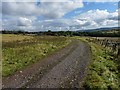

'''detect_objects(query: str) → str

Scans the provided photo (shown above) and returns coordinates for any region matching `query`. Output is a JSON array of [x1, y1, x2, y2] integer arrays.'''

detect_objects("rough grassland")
[[2, 35, 120, 89], [2, 34, 33, 42], [2, 34, 71, 77], [84, 43, 119, 89], [76, 37, 120, 89]]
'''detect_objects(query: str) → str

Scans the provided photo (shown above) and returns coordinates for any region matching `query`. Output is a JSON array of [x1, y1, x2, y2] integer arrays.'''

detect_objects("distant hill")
[[77, 27, 120, 32]]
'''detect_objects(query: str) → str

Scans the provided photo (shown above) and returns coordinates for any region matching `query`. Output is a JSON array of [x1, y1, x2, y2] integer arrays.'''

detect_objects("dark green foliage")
[[2, 28, 120, 37]]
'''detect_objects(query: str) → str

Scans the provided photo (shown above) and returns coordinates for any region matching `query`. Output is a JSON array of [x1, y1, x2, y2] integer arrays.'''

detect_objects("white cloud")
[[108, 10, 118, 20], [73, 9, 118, 30], [102, 20, 118, 26], [75, 9, 109, 21], [2, 1, 118, 31], [17, 17, 32, 26], [2, 16, 36, 31], [2, 0, 83, 19], [2, 8, 118, 31]]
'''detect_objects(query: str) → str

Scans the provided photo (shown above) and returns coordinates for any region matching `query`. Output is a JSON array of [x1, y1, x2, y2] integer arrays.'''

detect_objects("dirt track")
[[2, 40, 91, 88]]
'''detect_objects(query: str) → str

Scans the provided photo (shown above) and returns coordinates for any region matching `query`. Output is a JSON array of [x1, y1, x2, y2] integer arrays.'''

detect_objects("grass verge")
[[74, 37, 120, 89], [84, 42, 120, 89]]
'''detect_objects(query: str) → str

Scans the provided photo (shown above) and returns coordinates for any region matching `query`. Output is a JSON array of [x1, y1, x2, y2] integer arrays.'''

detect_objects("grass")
[[2, 35, 120, 89], [76, 37, 120, 89], [2, 34, 33, 42], [71, 37, 120, 89], [2, 34, 71, 77], [84, 43, 119, 89]]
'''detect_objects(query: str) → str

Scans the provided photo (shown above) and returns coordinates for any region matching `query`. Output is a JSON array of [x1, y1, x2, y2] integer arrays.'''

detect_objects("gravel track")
[[2, 40, 91, 89]]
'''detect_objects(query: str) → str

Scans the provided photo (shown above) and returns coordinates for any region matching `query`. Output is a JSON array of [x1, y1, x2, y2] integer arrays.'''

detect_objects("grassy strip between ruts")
[[2, 35, 71, 77], [74, 37, 120, 89]]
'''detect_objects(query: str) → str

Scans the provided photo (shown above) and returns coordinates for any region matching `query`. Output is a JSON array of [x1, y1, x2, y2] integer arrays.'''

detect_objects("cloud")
[[2, 2, 39, 16], [2, 8, 118, 31], [73, 9, 118, 29], [17, 17, 32, 26], [1, 1, 118, 31], [75, 9, 109, 21], [2, 0, 83, 19], [102, 20, 118, 26], [108, 10, 118, 20]]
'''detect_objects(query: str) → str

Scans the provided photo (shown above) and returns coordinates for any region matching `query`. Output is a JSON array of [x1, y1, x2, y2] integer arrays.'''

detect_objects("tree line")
[[1, 29, 120, 37]]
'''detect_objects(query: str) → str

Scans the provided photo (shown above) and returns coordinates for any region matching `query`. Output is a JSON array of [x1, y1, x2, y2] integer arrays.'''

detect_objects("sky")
[[1, 0, 120, 32]]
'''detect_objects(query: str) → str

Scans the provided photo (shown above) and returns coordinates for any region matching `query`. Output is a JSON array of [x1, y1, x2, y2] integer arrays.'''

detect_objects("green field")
[[2, 34, 71, 77]]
